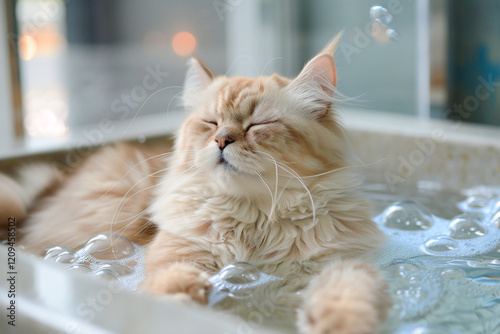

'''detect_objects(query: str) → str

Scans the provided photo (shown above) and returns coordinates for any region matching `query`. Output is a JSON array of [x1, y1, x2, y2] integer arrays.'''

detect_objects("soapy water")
[[44, 234, 145, 290], [41, 184, 500, 333]]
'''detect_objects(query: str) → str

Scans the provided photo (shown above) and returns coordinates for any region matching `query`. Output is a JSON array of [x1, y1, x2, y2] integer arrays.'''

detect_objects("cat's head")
[[172, 35, 347, 194]]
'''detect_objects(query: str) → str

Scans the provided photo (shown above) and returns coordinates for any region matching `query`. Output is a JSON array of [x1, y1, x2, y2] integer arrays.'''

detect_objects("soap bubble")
[[424, 236, 458, 252], [388, 263, 420, 281], [369, 5, 393, 25], [386, 29, 400, 42], [491, 210, 500, 229], [466, 186, 498, 200], [448, 214, 487, 239], [44, 246, 69, 260], [44, 246, 78, 264], [95, 269, 118, 281], [382, 200, 433, 231], [69, 264, 91, 274], [397, 324, 457, 334], [219, 262, 260, 284], [54, 251, 79, 264], [466, 196, 490, 209], [385, 262, 442, 320], [98, 263, 133, 277], [83, 234, 135, 260]]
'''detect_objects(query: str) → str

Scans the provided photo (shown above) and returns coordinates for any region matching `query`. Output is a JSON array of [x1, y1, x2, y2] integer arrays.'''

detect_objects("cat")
[[1, 34, 391, 334]]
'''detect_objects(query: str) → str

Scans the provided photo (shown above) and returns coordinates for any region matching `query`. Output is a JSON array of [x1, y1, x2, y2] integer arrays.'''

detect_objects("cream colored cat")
[[1, 35, 390, 334]]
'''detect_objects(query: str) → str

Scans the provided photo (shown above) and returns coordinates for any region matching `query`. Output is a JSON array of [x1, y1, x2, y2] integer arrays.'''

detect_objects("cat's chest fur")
[[148, 174, 366, 279]]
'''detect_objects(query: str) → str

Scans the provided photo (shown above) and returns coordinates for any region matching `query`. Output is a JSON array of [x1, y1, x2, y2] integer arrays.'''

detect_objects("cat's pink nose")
[[214, 134, 235, 150]]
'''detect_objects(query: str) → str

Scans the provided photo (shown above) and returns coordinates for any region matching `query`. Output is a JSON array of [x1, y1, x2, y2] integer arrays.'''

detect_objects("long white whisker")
[[255, 172, 275, 228], [302, 158, 387, 179], [109, 160, 195, 238], [110, 163, 199, 245]]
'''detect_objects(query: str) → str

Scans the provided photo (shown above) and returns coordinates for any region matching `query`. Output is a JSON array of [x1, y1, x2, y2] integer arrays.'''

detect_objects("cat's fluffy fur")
[[1, 35, 391, 333]]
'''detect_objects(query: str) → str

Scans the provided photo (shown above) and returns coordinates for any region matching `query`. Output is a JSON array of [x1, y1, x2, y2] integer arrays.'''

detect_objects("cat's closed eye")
[[202, 119, 218, 127], [246, 120, 279, 131]]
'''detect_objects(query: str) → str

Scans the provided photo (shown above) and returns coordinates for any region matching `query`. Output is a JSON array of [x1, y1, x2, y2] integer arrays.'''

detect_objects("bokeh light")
[[172, 31, 196, 56], [19, 35, 38, 60]]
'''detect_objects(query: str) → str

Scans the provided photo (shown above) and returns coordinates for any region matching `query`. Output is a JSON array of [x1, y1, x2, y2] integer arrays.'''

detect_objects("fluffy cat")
[[1, 34, 391, 333]]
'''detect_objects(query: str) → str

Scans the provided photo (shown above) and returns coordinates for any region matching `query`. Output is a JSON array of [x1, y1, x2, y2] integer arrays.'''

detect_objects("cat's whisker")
[[121, 86, 183, 139], [254, 151, 280, 222], [165, 90, 187, 127], [267, 159, 316, 224], [113, 150, 199, 175], [224, 55, 259, 78], [109, 159, 196, 235], [301, 158, 387, 179], [89, 151, 198, 207], [255, 171, 276, 226], [110, 162, 200, 241], [109, 183, 163, 240], [260, 57, 285, 77], [281, 165, 316, 224]]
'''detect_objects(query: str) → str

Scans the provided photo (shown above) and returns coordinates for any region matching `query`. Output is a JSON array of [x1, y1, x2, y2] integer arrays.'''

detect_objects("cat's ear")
[[183, 57, 214, 108], [287, 33, 342, 118]]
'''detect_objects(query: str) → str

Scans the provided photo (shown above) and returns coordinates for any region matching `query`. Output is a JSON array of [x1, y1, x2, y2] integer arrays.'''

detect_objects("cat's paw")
[[300, 297, 378, 334], [297, 261, 391, 334], [141, 263, 212, 305]]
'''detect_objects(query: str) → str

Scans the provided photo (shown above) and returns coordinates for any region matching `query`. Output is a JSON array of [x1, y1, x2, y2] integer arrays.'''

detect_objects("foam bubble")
[[98, 263, 133, 277], [382, 201, 433, 231], [424, 236, 458, 252], [219, 262, 260, 284], [491, 210, 500, 229], [69, 264, 91, 274], [95, 269, 118, 281], [44, 246, 78, 264], [448, 214, 487, 239], [83, 234, 135, 260], [466, 196, 490, 209]]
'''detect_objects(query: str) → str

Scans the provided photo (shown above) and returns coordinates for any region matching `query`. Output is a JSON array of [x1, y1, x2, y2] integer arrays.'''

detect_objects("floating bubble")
[[397, 324, 457, 334], [467, 187, 498, 200], [396, 264, 420, 280], [448, 214, 487, 239], [44, 246, 78, 263], [219, 262, 260, 284], [466, 195, 490, 209], [83, 234, 135, 260], [69, 264, 91, 274], [44, 246, 69, 260], [54, 251, 78, 264], [95, 269, 118, 281], [369, 5, 393, 25], [491, 211, 500, 229], [424, 236, 458, 252], [382, 200, 433, 231], [98, 263, 133, 277], [385, 263, 442, 320], [386, 29, 400, 42]]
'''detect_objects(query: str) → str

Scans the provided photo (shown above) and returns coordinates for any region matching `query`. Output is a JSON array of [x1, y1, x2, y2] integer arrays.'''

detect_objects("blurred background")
[[1, 0, 499, 158]]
